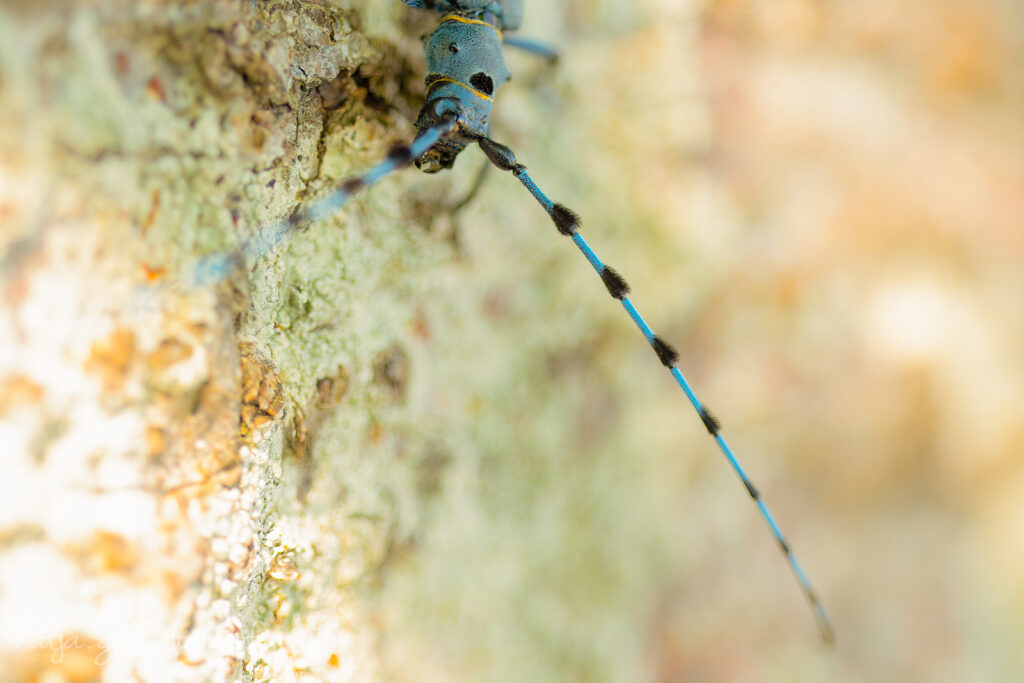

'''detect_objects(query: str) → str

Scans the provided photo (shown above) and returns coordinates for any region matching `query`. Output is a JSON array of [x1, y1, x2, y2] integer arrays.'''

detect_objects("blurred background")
[[423, 0, 1024, 679], [1, 0, 1022, 681]]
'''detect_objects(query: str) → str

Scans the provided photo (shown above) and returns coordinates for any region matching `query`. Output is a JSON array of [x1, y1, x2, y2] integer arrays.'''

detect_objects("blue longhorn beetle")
[[199, 0, 834, 643]]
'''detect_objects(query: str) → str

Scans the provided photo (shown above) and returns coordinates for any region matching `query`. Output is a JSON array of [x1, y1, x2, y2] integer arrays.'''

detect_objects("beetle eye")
[[448, 43, 459, 53], [469, 72, 494, 95]]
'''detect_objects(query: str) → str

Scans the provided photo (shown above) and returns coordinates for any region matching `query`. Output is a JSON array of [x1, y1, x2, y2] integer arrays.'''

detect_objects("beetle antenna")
[[192, 117, 457, 285], [477, 135, 836, 644]]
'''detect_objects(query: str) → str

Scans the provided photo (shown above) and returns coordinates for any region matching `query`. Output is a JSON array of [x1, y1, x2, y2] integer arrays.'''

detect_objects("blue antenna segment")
[[477, 138, 835, 642], [503, 35, 559, 62], [190, 119, 455, 287]]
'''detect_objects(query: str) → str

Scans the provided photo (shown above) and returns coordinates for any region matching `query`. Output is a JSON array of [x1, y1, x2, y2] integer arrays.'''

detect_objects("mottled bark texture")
[[1, 1, 719, 681], [0, 1, 459, 680]]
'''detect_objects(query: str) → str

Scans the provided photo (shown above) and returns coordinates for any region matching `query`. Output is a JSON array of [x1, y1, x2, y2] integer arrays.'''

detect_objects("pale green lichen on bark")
[[0, 1, 455, 680], [1, 1, 712, 681]]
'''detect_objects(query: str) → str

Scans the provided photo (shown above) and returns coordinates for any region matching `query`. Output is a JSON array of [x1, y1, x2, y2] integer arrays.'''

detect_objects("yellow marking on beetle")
[[428, 76, 493, 102], [439, 14, 503, 40]]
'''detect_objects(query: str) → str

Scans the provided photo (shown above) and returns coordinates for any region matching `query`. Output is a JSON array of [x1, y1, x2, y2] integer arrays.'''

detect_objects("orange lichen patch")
[[239, 344, 284, 439], [240, 403, 258, 429], [141, 263, 167, 282], [241, 363, 259, 405], [0, 374, 44, 415], [368, 423, 385, 444], [259, 379, 284, 417], [13, 633, 107, 682], [0, 199, 18, 224], [146, 338, 194, 372], [160, 569, 190, 603], [164, 412, 243, 486], [84, 329, 136, 391], [145, 425, 168, 457], [146, 75, 165, 102], [237, 348, 278, 405], [270, 592, 290, 625], [925, 6, 998, 96], [268, 554, 299, 582], [136, 309, 240, 470], [69, 531, 141, 574], [251, 413, 274, 431]]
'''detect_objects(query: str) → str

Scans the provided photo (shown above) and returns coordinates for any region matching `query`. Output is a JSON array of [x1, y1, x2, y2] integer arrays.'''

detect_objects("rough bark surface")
[[3, 1, 468, 680], [3, 1, 707, 681], [9, 0, 1022, 681]]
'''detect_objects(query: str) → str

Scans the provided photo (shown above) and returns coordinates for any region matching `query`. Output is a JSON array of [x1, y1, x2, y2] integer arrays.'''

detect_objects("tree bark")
[[1, 1, 712, 681]]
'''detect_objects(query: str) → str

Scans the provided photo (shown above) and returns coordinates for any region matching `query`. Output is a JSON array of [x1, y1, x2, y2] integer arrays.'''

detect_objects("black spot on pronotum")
[[651, 336, 679, 367], [600, 266, 630, 299], [551, 204, 579, 235], [699, 407, 720, 435], [469, 72, 494, 96]]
